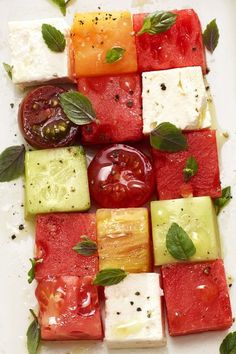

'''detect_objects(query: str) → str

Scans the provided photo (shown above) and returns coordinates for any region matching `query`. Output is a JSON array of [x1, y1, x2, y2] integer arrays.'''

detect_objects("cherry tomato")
[[18, 86, 80, 149], [88, 144, 155, 208]]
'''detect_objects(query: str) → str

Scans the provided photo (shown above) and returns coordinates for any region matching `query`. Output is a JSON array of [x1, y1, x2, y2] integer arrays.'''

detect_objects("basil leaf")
[[3, 63, 13, 80], [106, 47, 126, 63], [0, 145, 25, 182], [166, 223, 196, 260], [93, 269, 128, 286], [50, 0, 71, 16], [28, 259, 43, 284], [214, 186, 232, 215], [73, 237, 97, 256], [183, 156, 198, 182], [150, 122, 188, 152], [27, 310, 40, 354], [42, 24, 66, 52], [138, 11, 177, 36], [59, 91, 96, 125], [220, 332, 236, 354], [203, 19, 219, 53]]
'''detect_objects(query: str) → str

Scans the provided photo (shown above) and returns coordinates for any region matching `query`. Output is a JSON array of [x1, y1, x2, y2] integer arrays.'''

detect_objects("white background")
[[0, 0, 236, 353]]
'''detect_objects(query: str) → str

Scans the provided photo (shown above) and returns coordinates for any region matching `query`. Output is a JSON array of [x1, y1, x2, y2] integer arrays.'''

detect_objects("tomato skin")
[[88, 144, 155, 208], [18, 86, 80, 149], [36, 276, 103, 340]]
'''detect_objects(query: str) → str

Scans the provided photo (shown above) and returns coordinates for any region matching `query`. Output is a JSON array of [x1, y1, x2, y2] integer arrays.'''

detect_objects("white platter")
[[0, 0, 236, 353]]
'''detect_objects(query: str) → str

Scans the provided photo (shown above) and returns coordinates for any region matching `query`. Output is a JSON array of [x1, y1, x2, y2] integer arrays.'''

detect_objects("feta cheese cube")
[[104, 273, 166, 348], [142, 66, 211, 134], [9, 18, 72, 86]]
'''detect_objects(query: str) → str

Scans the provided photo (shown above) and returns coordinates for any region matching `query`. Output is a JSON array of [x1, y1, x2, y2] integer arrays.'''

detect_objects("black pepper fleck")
[[160, 83, 167, 91], [11, 235, 16, 240], [192, 47, 197, 51], [135, 291, 140, 296], [136, 307, 142, 312], [10, 103, 14, 109], [130, 301, 134, 305], [116, 312, 121, 315], [19, 224, 24, 231], [126, 100, 134, 108], [114, 94, 120, 102]]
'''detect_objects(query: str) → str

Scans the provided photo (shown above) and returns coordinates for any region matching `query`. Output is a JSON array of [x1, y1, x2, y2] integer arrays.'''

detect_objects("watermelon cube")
[[78, 74, 143, 144], [35, 213, 98, 280], [96, 208, 151, 272], [162, 260, 233, 336], [152, 130, 221, 200], [36, 276, 103, 340], [151, 197, 221, 266], [71, 12, 137, 78], [133, 9, 207, 73]]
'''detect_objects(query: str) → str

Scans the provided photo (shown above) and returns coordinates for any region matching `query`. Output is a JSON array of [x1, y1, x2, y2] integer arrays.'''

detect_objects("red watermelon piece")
[[162, 260, 233, 336], [133, 9, 207, 73], [36, 276, 103, 340], [78, 74, 143, 144], [35, 213, 98, 280], [152, 130, 221, 200]]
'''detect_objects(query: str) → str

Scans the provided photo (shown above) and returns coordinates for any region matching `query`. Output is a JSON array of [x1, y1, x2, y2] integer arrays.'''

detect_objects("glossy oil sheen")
[[0, 0, 236, 354]]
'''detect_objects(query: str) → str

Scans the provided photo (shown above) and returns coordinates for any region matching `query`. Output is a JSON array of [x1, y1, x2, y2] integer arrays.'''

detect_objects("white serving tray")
[[0, 0, 236, 353]]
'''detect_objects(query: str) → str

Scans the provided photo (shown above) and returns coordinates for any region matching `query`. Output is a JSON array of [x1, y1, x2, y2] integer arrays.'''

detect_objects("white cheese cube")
[[104, 273, 166, 348], [9, 18, 72, 86], [142, 66, 211, 134]]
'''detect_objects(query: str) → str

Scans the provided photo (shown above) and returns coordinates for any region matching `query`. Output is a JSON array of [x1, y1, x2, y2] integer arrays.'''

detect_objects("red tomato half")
[[88, 144, 155, 208], [36, 276, 103, 340], [18, 86, 79, 149]]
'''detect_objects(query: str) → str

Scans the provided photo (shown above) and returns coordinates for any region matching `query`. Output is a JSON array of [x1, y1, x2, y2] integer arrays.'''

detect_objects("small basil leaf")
[[214, 186, 232, 215], [105, 47, 126, 64], [3, 63, 13, 80], [150, 122, 188, 152], [166, 222, 196, 260], [42, 24, 66, 52], [138, 11, 177, 36], [27, 310, 40, 354], [183, 156, 198, 182], [220, 332, 236, 354], [93, 269, 128, 286], [50, 0, 71, 16], [73, 238, 97, 256], [203, 19, 219, 53], [59, 91, 96, 125], [28, 259, 43, 284], [0, 145, 25, 182]]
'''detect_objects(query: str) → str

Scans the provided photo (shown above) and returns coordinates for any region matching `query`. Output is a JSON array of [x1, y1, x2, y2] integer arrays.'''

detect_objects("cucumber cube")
[[25, 146, 90, 216], [151, 197, 221, 266]]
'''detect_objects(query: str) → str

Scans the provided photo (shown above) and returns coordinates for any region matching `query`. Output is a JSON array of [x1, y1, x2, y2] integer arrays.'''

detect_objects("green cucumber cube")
[[151, 197, 221, 266], [25, 146, 90, 216]]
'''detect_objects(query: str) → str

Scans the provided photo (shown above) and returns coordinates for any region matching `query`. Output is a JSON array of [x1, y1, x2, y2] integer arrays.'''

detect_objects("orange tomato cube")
[[96, 208, 151, 272], [70, 12, 138, 77]]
